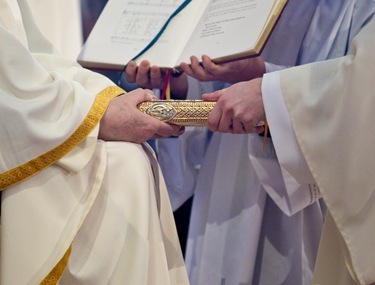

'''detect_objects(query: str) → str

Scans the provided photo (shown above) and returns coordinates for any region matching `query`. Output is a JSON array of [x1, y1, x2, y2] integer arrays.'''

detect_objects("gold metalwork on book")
[[0, 86, 125, 191], [137, 100, 216, 126]]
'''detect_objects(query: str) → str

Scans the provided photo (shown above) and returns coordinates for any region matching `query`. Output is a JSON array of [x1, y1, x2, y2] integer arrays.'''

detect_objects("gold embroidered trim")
[[0, 86, 125, 191], [40, 246, 72, 285]]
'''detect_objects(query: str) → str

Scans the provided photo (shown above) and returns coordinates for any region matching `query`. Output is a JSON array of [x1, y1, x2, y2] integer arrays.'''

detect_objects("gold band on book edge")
[[0, 85, 125, 191], [137, 100, 216, 126]]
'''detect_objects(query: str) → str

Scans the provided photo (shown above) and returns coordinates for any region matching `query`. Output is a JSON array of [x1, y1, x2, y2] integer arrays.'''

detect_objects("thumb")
[[202, 89, 225, 102]]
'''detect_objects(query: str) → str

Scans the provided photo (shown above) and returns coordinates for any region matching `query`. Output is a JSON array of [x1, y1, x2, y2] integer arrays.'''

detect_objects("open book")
[[78, 0, 288, 70]]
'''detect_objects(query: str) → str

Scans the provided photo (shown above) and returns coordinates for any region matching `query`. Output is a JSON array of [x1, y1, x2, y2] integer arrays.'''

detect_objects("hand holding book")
[[79, 0, 287, 127], [131, 55, 267, 126]]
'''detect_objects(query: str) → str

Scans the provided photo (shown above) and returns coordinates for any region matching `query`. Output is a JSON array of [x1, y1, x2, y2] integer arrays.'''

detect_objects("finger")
[[179, 62, 193, 75], [124, 60, 137, 83], [201, 55, 217, 74], [242, 121, 264, 133], [217, 110, 233, 133], [136, 60, 151, 87], [207, 104, 223, 132], [149, 65, 164, 88], [254, 125, 265, 134], [155, 122, 183, 138], [190, 56, 201, 68], [232, 119, 246, 134], [202, 89, 225, 102], [170, 125, 185, 137], [190, 56, 206, 78]]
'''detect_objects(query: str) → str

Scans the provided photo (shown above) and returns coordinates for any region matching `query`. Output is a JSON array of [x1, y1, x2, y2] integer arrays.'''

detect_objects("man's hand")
[[99, 88, 185, 143], [125, 60, 188, 99], [180, 55, 266, 84], [202, 78, 265, 134], [125, 60, 164, 90]]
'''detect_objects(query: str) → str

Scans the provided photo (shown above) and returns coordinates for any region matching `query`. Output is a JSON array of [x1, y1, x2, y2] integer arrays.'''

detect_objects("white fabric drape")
[[0, 1, 189, 284], [275, 16, 375, 284], [27, 0, 82, 59], [157, 0, 375, 284]]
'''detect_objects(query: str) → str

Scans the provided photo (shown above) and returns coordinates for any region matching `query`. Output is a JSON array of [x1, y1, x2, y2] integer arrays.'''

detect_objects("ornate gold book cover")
[[137, 100, 216, 126]]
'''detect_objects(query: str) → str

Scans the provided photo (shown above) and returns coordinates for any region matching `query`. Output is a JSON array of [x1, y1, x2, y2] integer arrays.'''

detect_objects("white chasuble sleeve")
[[252, 71, 321, 216], [278, 18, 375, 284], [0, 1, 121, 284], [0, 0, 114, 174]]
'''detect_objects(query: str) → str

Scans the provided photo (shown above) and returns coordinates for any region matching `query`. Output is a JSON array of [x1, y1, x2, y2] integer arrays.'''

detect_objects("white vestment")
[[157, 0, 375, 284], [263, 13, 375, 285], [27, 0, 82, 60], [0, 1, 188, 284]]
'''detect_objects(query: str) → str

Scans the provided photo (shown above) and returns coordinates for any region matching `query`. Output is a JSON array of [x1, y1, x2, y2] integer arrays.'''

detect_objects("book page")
[[78, 0, 189, 69], [135, 0, 210, 68], [177, 0, 276, 63]]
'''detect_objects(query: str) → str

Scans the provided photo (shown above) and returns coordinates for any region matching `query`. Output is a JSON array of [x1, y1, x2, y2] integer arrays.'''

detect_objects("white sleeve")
[[264, 62, 289, 73], [248, 71, 321, 216]]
